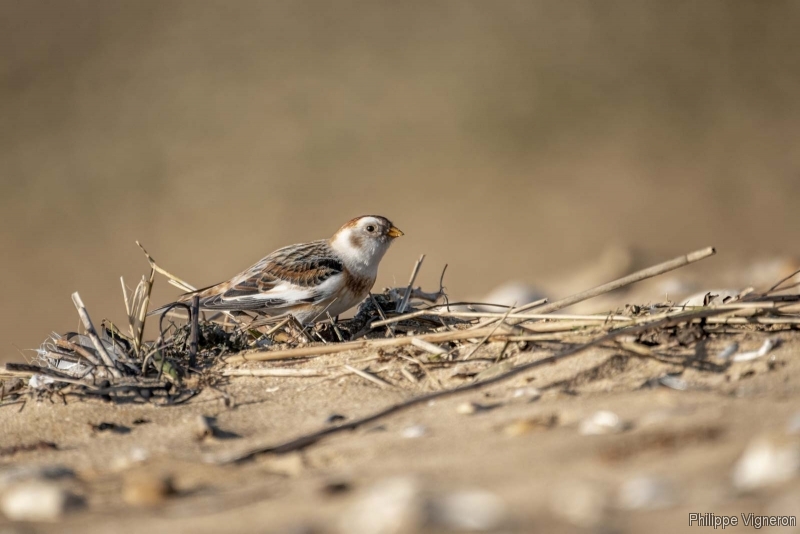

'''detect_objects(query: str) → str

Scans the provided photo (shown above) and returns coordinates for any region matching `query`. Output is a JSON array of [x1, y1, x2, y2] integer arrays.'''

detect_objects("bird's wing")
[[188, 241, 344, 311]]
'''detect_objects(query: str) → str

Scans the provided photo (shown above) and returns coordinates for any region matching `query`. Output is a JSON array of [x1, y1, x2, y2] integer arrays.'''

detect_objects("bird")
[[150, 215, 403, 324]]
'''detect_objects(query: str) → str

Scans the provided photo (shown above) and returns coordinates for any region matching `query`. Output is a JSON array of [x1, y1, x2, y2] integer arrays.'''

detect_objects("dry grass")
[[2, 243, 798, 430]]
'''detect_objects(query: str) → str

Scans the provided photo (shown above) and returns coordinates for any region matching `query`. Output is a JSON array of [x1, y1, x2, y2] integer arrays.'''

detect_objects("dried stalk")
[[222, 368, 326, 377], [71, 293, 121, 378], [223, 324, 516, 364], [372, 310, 632, 328], [54, 339, 101, 367], [515, 246, 715, 319], [398, 255, 425, 314], [137, 241, 196, 293], [410, 338, 448, 355], [343, 365, 396, 389]]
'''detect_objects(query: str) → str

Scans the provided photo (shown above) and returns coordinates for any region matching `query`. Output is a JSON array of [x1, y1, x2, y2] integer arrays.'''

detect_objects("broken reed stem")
[[127, 269, 155, 357], [326, 312, 345, 342], [222, 368, 327, 377], [4, 363, 96, 387], [71, 293, 121, 378], [372, 310, 632, 328], [120, 277, 131, 317], [137, 241, 196, 293], [505, 297, 549, 314], [515, 246, 716, 319], [369, 293, 395, 338], [54, 339, 102, 367], [410, 338, 448, 355], [343, 364, 395, 389], [223, 325, 515, 364], [398, 254, 425, 314], [209, 306, 732, 464]]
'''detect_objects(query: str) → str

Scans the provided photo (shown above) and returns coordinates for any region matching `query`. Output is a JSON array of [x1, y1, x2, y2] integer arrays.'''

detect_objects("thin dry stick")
[[766, 267, 800, 294], [371, 297, 549, 329], [400, 366, 419, 386], [369, 293, 395, 338], [138, 241, 242, 326], [371, 310, 631, 328], [326, 312, 345, 342], [705, 316, 800, 325], [208, 306, 731, 464], [509, 297, 550, 314], [460, 304, 515, 360], [137, 241, 196, 293], [54, 339, 102, 367], [398, 254, 426, 314], [343, 364, 396, 389], [71, 293, 121, 378], [223, 324, 514, 364], [507, 246, 716, 321], [4, 363, 96, 388], [410, 338, 448, 355], [120, 277, 131, 317], [222, 368, 326, 377], [265, 317, 292, 336], [395, 352, 443, 390]]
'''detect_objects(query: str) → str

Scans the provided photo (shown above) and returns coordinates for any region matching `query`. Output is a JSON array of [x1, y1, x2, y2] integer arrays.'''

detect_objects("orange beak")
[[387, 226, 404, 238]]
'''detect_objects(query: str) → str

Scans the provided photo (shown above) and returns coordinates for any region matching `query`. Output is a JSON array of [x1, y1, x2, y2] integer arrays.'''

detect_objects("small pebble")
[[401, 425, 428, 439], [456, 402, 480, 415], [503, 415, 558, 436], [657, 374, 689, 391], [429, 489, 508, 531], [337, 476, 423, 534], [616, 476, 676, 510], [0, 482, 78, 522], [512, 387, 541, 401], [579, 411, 626, 435], [111, 447, 150, 472], [732, 435, 800, 491], [338, 477, 508, 534], [122, 473, 175, 507]]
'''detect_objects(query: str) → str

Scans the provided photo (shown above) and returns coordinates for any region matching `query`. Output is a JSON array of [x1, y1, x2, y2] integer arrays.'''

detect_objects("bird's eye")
[[366, 225, 375, 232]]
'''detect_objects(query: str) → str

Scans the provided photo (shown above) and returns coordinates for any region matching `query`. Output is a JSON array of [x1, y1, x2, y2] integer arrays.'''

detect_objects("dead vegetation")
[[2, 244, 800, 451]]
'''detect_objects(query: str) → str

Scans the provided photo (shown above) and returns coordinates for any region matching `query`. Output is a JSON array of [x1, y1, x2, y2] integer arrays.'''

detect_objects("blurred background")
[[2, 0, 800, 360]]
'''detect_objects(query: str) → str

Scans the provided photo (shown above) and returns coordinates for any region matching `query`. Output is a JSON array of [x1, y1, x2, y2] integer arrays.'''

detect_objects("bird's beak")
[[387, 226, 404, 238]]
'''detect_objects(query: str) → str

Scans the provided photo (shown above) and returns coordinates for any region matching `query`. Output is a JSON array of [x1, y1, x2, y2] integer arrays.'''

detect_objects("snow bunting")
[[152, 215, 403, 324]]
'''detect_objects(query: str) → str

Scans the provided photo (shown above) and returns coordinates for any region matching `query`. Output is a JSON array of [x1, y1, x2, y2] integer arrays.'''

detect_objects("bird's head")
[[330, 215, 403, 275]]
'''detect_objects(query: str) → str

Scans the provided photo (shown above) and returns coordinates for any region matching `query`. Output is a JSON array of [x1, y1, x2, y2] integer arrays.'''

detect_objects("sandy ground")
[[1, 324, 799, 533], [3, 3, 800, 532]]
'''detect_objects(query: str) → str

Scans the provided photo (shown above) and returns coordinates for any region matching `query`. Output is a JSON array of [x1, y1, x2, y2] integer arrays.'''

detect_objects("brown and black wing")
[[186, 241, 344, 311]]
